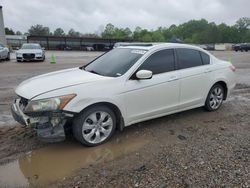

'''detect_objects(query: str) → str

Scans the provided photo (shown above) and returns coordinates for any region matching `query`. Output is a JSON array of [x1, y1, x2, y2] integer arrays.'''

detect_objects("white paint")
[[14, 43, 236, 128]]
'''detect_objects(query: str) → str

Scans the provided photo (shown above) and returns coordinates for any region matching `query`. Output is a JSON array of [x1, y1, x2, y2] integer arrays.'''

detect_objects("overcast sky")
[[1, 0, 250, 34]]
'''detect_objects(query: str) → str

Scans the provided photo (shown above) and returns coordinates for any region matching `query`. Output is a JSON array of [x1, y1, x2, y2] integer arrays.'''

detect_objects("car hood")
[[17, 49, 43, 53], [15, 68, 110, 99]]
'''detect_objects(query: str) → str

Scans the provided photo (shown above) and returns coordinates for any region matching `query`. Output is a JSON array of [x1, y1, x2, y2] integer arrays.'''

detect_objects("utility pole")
[[0, 6, 7, 45]]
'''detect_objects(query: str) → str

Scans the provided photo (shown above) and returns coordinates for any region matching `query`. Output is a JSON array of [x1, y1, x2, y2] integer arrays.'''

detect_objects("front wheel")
[[73, 105, 116, 146], [204, 84, 225, 111]]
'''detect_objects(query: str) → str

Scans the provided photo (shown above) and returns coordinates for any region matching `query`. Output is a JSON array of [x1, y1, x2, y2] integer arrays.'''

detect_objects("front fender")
[[63, 97, 126, 121]]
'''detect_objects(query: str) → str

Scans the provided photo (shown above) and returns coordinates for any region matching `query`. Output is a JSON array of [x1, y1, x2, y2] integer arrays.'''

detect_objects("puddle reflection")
[[0, 133, 148, 187]]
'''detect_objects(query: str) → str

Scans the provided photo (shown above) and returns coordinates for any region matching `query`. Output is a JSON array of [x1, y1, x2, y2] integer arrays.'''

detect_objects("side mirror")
[[42, 47, 45, 50], [16, 47, 20, 50], [136, 70, 153, 80]]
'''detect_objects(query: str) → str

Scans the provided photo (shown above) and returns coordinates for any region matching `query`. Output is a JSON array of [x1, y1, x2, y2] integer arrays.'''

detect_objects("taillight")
[[229, 65, 236, 72]]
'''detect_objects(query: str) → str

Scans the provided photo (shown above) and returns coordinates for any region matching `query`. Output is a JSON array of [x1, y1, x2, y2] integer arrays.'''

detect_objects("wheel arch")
[[212, 81, 228, 100], [78, 102, 125, 131]]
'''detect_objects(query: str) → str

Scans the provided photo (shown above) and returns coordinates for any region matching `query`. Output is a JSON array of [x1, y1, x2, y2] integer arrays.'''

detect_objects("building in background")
[[0, 6, 7, 45], [27, 35, 129, 51], [6, 35, 27, 49]]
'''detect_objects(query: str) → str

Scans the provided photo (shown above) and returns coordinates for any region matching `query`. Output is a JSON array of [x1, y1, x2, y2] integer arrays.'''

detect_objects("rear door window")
[[176, 48, 203, 69], [200, 51, 210, 65]]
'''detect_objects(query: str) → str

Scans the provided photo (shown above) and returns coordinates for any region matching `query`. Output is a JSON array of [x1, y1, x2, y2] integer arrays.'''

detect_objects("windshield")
[[84, 48, 146, 77], [21, 44, 41, 49]]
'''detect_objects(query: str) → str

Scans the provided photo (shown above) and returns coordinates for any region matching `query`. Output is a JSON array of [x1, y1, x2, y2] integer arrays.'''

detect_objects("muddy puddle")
[[0, 114, 16, 127], [0, 132, 148, 187]]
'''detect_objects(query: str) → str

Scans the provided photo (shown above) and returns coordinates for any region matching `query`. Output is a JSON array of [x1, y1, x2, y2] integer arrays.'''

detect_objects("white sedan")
[[16, 43, 45, 62], [11, 43, 236, 146], [0, 43, 10, 61]]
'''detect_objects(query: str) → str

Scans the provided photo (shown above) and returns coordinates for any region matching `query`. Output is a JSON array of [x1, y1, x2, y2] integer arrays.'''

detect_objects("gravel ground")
[[0, 50, 250, 188], [53, 85, 250, 188]]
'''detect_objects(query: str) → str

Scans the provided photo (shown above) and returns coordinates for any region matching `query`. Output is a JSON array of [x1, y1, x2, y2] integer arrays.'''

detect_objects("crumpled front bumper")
[[11, 99, 30, 126], [11, 98, 73, 142]]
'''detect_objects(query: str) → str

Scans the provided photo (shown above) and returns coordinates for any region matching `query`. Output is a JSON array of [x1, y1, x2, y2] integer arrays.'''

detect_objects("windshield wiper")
[[79, 66, 85, 70], [80, 66, 102, 76], [88, 70, 101, 75]]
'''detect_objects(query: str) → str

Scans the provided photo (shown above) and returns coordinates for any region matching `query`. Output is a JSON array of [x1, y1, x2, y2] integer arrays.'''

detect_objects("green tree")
[[54, 28, 65, 36], [102, 23, 115, 38], [5, 27, 15, 35], [28, 24, 50, 36], [133, 26, 143, 41], [235, 17, 250, 42], [68, 29, 81, 37], [15, 31, 22, 35], [152, 31, 165, 42], [235, 17, 250, 30]]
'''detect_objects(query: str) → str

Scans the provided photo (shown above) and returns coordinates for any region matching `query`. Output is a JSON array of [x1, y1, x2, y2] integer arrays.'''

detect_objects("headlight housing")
[[25, 94, 76, 113], [16, 53, 22, 57], [35, 52, 42, 56]]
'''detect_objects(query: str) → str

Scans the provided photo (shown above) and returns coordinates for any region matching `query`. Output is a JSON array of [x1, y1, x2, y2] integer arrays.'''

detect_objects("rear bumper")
[[11, 98, 73, 142]]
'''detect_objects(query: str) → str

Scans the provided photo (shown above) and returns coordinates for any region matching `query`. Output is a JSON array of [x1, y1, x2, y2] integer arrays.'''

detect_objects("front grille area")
[[23, 53, 35, 59]]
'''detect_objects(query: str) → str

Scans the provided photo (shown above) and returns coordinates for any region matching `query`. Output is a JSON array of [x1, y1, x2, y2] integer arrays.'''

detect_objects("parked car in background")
[[0, 43, 10, 61], [56, 44, 72, 51], [11, 43, 236, 146], [113, 42, 131, 48], [16, 43, 45, 62], [233, 43, 250, 52], [197, 44, 215, 51], [81, 45, 94, 51]]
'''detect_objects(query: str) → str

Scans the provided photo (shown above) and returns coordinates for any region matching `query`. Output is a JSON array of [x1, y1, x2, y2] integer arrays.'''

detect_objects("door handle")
[[168, 75, 179, 82]]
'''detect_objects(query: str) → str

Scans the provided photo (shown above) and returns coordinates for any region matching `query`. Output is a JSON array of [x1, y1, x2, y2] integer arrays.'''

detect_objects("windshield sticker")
[[131, 50, 147, 55]]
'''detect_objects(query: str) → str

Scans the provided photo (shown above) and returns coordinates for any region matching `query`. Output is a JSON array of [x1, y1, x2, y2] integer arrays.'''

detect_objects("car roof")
[[118, 43, 205, 51]]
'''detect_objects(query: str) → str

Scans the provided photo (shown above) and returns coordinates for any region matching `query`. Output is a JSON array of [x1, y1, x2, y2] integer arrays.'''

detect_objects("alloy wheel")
[[209, 86, 224, 110], [82, 111, 113, 144]]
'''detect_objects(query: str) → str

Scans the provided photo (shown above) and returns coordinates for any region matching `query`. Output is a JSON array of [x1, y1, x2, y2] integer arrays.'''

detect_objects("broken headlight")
[[25, 94, 76, 113]]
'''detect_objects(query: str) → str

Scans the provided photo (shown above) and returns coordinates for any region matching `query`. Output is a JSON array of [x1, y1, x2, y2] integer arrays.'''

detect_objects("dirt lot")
[[0, 51, 250, 188]]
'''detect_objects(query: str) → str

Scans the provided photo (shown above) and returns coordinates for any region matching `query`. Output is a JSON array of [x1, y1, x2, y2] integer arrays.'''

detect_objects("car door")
[[0, 45, 4, 59], [175, 48, 212, 108], [123, 49, 180, 124]]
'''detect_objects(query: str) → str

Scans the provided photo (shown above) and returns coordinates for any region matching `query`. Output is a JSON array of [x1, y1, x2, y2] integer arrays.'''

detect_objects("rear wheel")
[[204, 84, 225, 111], [73, 105, 116, 146]]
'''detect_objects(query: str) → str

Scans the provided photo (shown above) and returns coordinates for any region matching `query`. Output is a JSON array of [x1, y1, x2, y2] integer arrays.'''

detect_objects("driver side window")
[[138, 49, 175, 74]]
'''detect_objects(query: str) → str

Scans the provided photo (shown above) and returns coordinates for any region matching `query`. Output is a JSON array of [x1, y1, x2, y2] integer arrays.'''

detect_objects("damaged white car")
[[11, 43, 236, 146]]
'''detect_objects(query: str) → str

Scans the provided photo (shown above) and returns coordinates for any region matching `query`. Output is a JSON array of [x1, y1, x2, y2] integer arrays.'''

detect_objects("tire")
[[73, 105, 116, 146], [204, 84, 225, 112], [6, 53, 10, 61]]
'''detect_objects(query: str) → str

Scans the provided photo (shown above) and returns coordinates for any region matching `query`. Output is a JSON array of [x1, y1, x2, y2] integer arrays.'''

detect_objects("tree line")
[[5, 17, 250, 44]]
